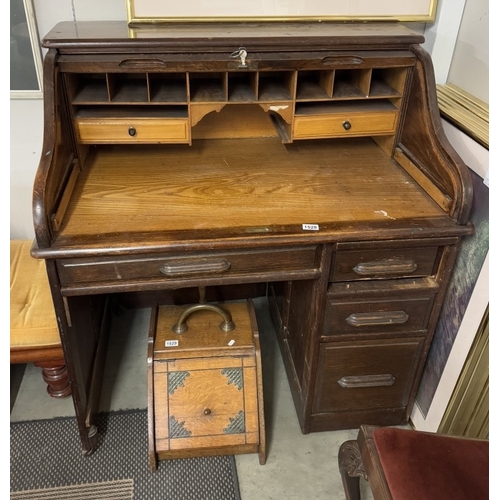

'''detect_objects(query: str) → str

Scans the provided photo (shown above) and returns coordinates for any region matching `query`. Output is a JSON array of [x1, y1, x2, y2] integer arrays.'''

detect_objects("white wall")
[[447, 0, 489, 103], [410, 122, 489, 432], [411, 0, 490, 431], [33, 0, 127, 43], [10, 99, 44, 239], [422, 0, 467, 84], [423, 0, 489, 101], [10, 1, 128, 239]]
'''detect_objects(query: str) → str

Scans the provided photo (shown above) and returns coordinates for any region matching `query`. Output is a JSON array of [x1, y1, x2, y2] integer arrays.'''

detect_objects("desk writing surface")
[[58, 137, 444, 244]]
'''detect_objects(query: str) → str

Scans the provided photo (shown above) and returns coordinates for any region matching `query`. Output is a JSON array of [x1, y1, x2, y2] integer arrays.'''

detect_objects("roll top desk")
[[32, 21, 473, 455]]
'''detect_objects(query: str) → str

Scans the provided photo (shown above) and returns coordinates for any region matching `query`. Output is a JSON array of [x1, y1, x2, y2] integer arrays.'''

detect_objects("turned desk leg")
[[34, 361, 71, 398], [338, 440, 367, 500]]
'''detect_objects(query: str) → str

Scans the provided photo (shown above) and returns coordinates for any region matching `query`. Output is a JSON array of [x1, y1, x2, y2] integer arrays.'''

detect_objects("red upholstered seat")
[[372, 427, 489, 500]]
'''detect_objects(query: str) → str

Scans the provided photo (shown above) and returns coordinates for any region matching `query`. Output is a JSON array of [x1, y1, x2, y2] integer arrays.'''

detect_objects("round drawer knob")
[[342, 121, 352, 130], [204, 408, 212, 416], [128, 127, 137, 136]]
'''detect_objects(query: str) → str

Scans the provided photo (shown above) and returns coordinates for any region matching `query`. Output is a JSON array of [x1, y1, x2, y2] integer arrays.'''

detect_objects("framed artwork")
[[126, 0, 438, 24], [415, 169, 489, 419], [410, 2, 489, 432], [10, 0, 43, 99]]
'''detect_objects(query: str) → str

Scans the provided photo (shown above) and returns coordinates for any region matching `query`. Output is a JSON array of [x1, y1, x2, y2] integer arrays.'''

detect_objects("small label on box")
[[302, 224, 319, 231], [165, 340, 179, 347]]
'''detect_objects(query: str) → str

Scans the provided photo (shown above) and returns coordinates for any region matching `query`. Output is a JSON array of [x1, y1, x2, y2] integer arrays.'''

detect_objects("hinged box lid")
[[153, 301, 256, 360]]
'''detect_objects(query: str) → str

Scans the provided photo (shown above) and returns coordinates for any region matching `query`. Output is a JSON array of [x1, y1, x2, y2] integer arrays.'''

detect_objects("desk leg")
[[53, 290, 111, 455]]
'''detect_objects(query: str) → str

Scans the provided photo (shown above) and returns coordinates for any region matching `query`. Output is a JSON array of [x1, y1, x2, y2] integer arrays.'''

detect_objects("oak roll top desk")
[[32, 21, 473, 455]]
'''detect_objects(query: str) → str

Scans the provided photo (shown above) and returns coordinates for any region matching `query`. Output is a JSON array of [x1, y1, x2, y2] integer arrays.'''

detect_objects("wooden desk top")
[[42, 21, 424, 51], [49, 137, 454, 254]]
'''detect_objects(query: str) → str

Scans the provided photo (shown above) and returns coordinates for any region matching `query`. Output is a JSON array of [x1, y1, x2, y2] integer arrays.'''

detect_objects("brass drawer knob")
[[128, 127, 137, 136]]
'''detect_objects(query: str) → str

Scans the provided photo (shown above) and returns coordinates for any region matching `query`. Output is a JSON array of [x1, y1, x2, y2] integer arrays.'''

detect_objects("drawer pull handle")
[[119, 58, 168, 68], [128, 127, 136, 136], [160, 258, 231, 276], [353, 259, 417, 276], [342, 120, 351, 130], [338, 374, 395, 389], [172, 303, 235, 334], [321, 56, 364, 66], [346, 311, 409, 327]]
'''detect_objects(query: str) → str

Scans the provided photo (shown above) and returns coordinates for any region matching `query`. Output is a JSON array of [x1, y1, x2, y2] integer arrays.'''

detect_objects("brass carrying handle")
[[172, 304, 235, 334]]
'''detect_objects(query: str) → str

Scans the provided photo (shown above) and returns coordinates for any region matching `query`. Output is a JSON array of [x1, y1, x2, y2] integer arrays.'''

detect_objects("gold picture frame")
[[126, 0, 438, 25]]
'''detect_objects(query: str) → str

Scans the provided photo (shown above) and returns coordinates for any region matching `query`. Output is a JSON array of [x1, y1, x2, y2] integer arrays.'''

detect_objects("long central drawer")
[[56, 245, 321, 291]]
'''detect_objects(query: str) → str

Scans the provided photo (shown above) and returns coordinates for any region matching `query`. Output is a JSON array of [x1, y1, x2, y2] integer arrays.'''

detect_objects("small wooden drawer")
[[148, 300, 265, 469], [75, 117, 190, 144], [331, 246, 439, 282], [323, 278, 438, 337], [293, 110, 398, 139], [313, 337, 424, 413], [57, 245, 321, 290]]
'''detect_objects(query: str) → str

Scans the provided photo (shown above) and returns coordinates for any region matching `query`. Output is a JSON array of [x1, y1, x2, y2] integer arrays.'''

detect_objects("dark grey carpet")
[[11, 410, 241, 500], [10, 479, 134, 499]]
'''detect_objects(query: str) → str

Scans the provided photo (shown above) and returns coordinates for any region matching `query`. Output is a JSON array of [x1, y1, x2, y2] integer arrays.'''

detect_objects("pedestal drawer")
[[313, 338, 425, 413], [331, 246, 440, 281], [323, 279, 437, 337], [323, 297, 434, 336]]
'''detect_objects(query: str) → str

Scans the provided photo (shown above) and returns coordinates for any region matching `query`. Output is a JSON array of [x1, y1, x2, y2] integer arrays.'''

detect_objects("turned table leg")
[[338, 439, 367, 500], [35, 362, 71, 398]]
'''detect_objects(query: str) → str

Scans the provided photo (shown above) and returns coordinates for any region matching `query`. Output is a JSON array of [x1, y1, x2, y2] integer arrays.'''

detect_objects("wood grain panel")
[[58, 137, 444, 239]]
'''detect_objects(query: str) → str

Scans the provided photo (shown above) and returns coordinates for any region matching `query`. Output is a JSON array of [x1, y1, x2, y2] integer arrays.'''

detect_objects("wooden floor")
[[59, 137, 444, 242]]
